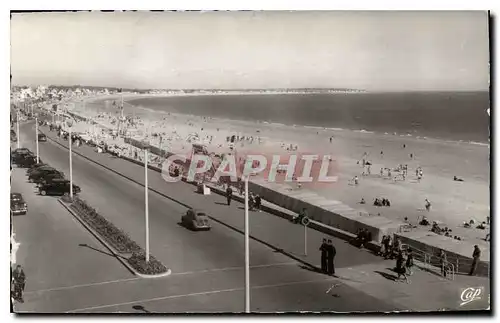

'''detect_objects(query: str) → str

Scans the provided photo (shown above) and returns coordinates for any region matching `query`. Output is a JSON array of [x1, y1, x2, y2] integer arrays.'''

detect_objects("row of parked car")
[[11, 147, 81, 197]]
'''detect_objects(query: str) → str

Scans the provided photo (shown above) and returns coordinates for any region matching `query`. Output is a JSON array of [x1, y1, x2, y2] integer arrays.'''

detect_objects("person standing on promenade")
[[226, 185, 233, 206], [469, 245, 481, 276], [12, 265, 26, 303], [439, 250, 448, 277], [254, 194, 262, 212], [406, 248, 414, 276], [396, 251, 410, 283], [319, 239, 328, 273], [327, 240, 336, 276]]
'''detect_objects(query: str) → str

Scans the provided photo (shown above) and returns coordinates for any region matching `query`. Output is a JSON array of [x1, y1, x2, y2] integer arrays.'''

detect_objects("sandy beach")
[[64, 93, 490, 248]]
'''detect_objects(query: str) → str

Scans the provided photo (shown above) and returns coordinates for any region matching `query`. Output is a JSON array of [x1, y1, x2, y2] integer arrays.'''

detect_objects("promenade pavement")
[[15, 120, 490, 312]]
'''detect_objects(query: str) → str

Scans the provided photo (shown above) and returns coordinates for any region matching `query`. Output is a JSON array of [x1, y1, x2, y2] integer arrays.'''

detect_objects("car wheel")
[[40, 190, 46, 196]]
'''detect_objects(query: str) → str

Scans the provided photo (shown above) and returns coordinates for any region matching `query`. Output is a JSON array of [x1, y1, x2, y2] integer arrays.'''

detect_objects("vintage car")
[[29, 168, 64, 183], [34, 172, 65, 185], [38, 133, 47, 142], [39, 179, 81, 196], [16, 155, 38, 169], [10, 193, 27, 215], [27, 164, 51, 175], [181, 209, 211, 231]]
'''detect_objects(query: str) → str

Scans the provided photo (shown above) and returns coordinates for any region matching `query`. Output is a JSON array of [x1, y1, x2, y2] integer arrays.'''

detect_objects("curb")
[[58, 199, 172, 279]]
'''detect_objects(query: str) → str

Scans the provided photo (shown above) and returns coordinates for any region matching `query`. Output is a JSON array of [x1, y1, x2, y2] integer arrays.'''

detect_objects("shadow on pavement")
[[374, 270, 398, 281], [78, 243, 125, 259], [132, 305, 151, 313]]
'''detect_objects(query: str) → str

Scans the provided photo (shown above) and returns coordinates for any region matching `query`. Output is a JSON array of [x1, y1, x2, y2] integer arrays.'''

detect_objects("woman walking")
[[396, 251, 410, 283]]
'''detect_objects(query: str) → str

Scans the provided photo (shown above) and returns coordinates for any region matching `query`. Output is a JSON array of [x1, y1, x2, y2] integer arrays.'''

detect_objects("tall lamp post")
[[244, 176, 250, 313], [16, 110, 20, 149], [67, 119, 74, 199], [35, 117, 39, 164], [144, 146, 150, 263]]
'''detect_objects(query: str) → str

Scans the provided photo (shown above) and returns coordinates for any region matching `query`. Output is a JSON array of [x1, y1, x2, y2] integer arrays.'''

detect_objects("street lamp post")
[[67, 121, 74, 199], [35, 117, 39, 164], [144, 148, 150, 263], [244, 176, 250, 313], [16, 111, 20, 149]]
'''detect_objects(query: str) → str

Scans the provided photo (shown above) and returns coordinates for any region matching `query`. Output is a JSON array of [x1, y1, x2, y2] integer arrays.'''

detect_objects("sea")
[[126, 91, 490, 143]]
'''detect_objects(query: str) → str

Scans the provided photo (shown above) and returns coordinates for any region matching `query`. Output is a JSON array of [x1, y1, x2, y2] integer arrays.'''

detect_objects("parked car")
[[12, 148, 31, 156], [34, 172, 65, 185], [38, 133, 47, 142], [29, 168, 64, 183], [39, 179, 81, 196], [16, 155, 38, 168], [12, 152, 35, 166], [27, 164, 52, 175], [181, 209, 211, 231], [10, 130, 17, 142], [10, 193, 27, 215]]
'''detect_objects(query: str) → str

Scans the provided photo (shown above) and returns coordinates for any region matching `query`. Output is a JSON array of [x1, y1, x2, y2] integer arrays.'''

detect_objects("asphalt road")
[[15, 121, 398, 313]]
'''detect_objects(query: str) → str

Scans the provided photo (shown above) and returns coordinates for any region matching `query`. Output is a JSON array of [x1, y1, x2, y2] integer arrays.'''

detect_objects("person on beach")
[[226, 186, 233, 206], [352, 176, 359, 185], [327, 240, 336, 276], [425, 199, 431, 212], [380, 167, 384, 177], [469, 245, 481, 276], [319, 239, 328, 273]]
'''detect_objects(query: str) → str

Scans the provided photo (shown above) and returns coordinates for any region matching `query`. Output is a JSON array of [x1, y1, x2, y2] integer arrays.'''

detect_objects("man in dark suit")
[[319, 239, 328, 273], [327, 239, 337, 276], [226, 186, 233, 206]]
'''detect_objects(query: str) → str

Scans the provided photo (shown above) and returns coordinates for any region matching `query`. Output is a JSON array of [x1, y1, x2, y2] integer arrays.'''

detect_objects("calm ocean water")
[[127, 92, 490, 142]]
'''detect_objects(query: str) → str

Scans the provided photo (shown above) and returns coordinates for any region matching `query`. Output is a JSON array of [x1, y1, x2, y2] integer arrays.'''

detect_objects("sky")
[[10, 11, 490, 91]]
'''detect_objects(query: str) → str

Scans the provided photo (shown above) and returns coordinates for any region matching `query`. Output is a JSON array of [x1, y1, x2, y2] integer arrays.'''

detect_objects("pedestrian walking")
[[439, 249, 448, 277], [12, 265, 26, 303], [248, 193, 255, 211], [406, 248, 414, 276], [469, 245, 481, 276], [254, 194, 262, 211], [226, 186, 233, 206], [396, 251, 410, 283], [319, 239, 328, 273], [327, 240, 336, 276]]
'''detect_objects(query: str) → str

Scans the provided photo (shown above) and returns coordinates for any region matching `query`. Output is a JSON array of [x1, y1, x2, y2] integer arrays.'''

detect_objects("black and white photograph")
[[8, 9, 491, 314]]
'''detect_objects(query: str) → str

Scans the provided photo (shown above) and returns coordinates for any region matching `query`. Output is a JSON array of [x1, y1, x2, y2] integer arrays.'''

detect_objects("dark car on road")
[[181, 209, 211, 231], [16, 155, 38, 168], [38, 133, 47, 142], [12, 148, 32, 156], [29, 168, 64, 183], [26, 163, 48, 174], [39, 179, 81, 196], [10, 193, 27, 215], [34, 172, 65, 185], [10, 130, 17, 142]]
